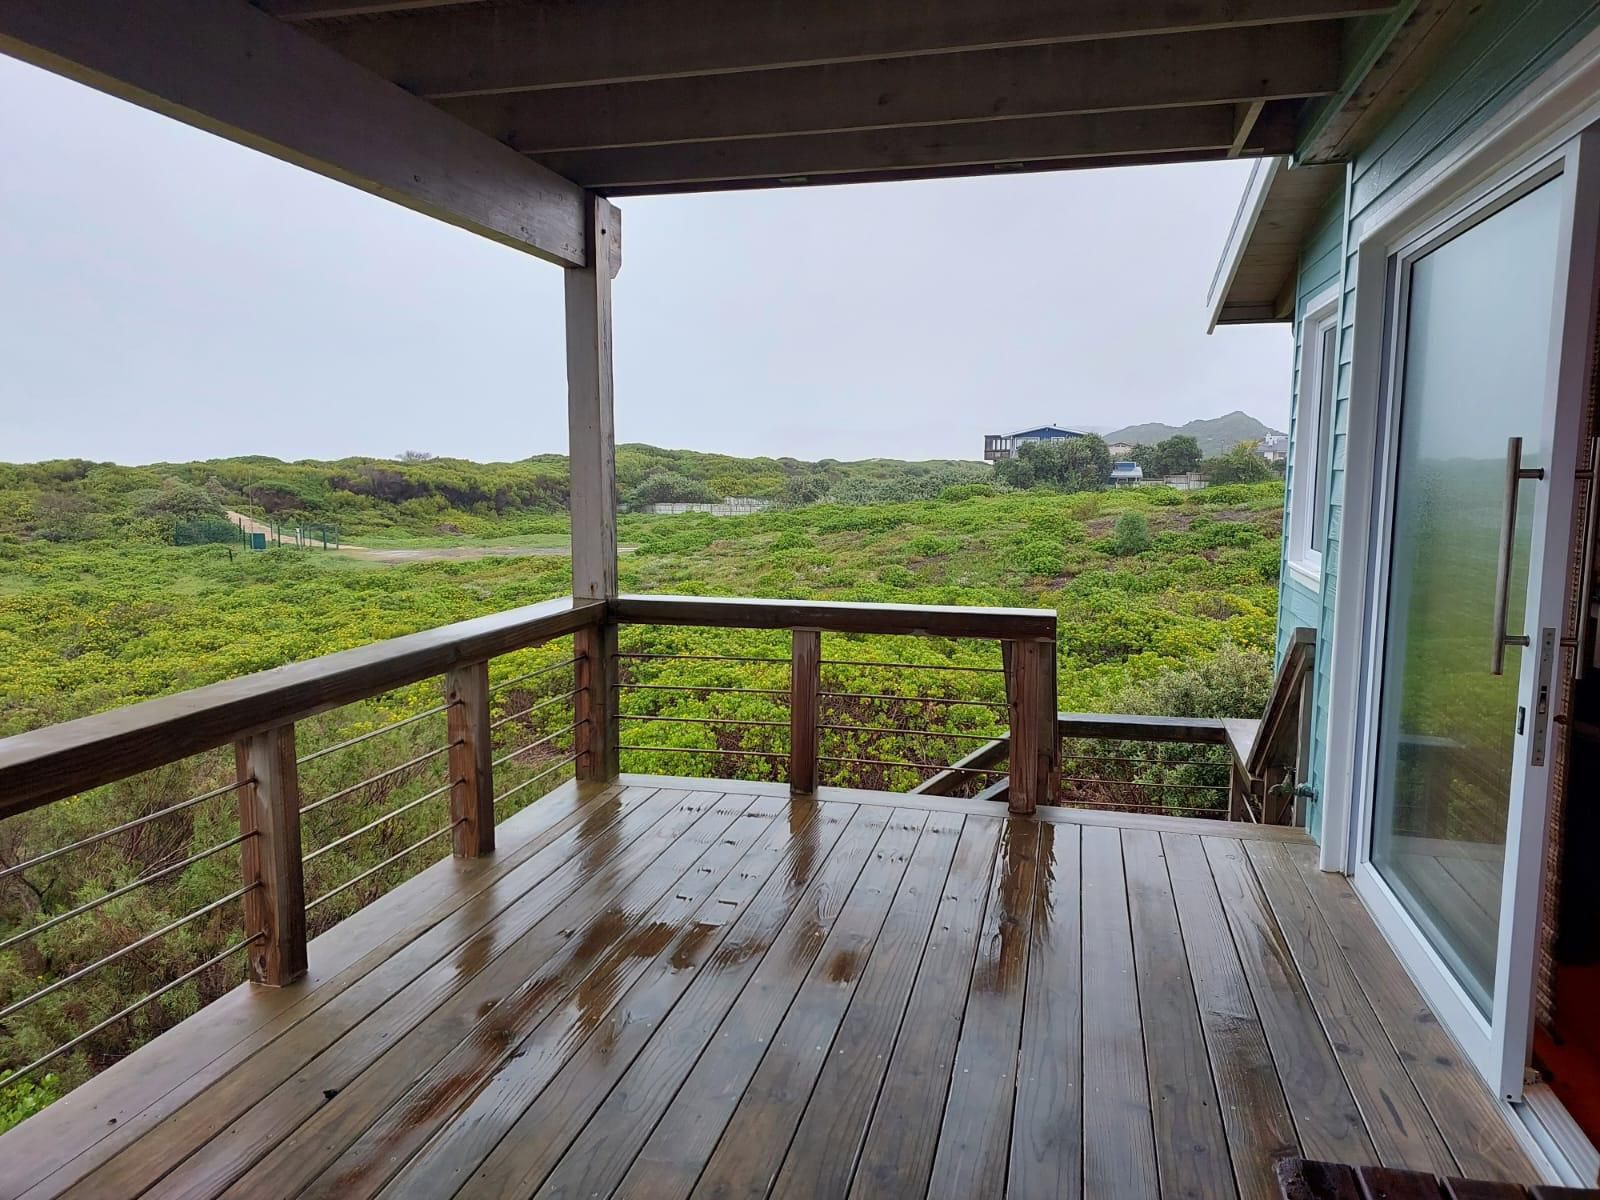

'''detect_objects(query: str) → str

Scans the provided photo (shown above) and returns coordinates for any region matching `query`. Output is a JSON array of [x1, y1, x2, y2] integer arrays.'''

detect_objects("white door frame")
[[1322, 88, 1600, 1101]]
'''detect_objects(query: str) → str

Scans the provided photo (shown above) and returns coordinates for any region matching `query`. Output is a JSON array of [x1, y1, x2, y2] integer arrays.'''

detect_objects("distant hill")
[[1104, 411, 1284, 457]]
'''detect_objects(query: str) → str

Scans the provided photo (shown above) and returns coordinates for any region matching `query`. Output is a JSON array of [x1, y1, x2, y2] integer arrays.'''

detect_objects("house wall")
[[1277, 194, 1342, 835], [1286, 0, 1600, 841]]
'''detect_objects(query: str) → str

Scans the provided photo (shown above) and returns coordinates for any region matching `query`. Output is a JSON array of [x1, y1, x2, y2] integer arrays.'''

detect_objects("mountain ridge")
[[1102, 410, 1284, 457]]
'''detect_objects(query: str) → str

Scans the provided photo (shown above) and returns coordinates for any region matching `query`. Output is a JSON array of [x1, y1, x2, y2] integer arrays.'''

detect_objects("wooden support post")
[[1008, 637, 1058, 816], [789, 628, 821, 795], [1229, 759, 1253, 822], [565, 192, 621, 606], [574, 622, 619, 783], [446, 660, 494, 856], [235, 724, 307, 987]]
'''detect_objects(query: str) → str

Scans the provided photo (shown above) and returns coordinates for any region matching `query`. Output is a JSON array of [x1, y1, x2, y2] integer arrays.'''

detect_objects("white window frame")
[[1287, 287, 1339, 591]]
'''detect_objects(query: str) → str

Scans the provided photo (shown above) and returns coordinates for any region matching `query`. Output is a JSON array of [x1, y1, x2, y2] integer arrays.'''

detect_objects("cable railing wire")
[[818, 722, 1006, 742], [298, 741, 459, 816], [488, 655, 580, 695], [0, 882, 260, 1023], [618, 744, 788, 760], [0, 777, 249, 884], [493, 753, 583, 807], [490, 723, 582, 770], [490, 688, 583, 732], [818, 754, 1005, 774], [0, 829, 254, 953], [296, 702, 453, 765], [3, 932, 264, 1085], [305, 820, 461, 913], [618, 714, 788, 730], [303, 778, 459, 865], [820, 658, 1004, 674], [820, 690, 1005, 710]]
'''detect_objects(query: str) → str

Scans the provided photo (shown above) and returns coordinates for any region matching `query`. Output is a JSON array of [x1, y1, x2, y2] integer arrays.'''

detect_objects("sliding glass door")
[[1357, 136, 1597, 1098], [1369, 176, 1563, 1015]]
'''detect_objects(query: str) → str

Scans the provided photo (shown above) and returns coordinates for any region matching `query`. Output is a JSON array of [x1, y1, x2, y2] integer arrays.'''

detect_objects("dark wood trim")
[[0, 0, 586, 266], [1009, 638, 1058, 815], [574, 622, 620, 783], [533, 107, 1279, 191], [913, 737, 1010, 798], [0, 597, 603, 816], [789, 629, 821, 796], [235, 725, 308, 987], [440, 26, 1335, 153], [610, 594, 1056, 640], [1058, 712, 1231, 744], [295, 0, 1386, 97], [446, 660, 495, 857]]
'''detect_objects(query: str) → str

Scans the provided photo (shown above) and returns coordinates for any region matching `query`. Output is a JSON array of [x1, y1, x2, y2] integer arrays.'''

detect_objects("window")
[[1288, 290, 1338, 586]]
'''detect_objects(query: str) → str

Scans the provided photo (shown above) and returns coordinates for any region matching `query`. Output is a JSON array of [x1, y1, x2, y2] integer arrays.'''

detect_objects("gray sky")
[[0, 52, 1290, 466]]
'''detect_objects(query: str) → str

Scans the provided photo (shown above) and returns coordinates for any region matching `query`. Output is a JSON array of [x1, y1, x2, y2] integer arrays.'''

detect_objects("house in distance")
[[981, 424, 1083, 461]]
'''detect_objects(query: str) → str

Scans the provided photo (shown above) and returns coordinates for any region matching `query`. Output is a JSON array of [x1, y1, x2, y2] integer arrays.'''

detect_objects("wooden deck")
[[0, 775, 1537, 1200]]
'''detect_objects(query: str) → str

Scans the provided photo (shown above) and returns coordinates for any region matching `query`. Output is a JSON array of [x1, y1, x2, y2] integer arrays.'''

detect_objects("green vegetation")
[[0, 450, 1285, 1128], [0, 447, 992, 544], [1126, 435, 1202, 477], [990, 435, 1113, 492]]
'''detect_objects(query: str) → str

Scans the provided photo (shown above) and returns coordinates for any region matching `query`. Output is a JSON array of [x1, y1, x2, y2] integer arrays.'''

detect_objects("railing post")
[[235, 723, 307, 987], [446, 660, 494, 857], [789, 628, 821, 795], [1008, 637, 1058, 816], [575, 622, 619, 783]]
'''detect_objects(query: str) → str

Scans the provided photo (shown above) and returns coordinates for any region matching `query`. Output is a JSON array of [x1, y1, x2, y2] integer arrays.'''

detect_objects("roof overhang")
[[1205, 156, 1343, 330], [1, 0, 1396, 251]]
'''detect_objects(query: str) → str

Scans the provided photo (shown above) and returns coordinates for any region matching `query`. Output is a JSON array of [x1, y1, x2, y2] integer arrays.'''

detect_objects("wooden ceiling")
[[256, 0, 1398, 195]]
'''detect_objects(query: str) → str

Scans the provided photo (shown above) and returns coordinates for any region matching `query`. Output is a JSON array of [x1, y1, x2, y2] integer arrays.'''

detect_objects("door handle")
[[1492, 436, 1545, 676]]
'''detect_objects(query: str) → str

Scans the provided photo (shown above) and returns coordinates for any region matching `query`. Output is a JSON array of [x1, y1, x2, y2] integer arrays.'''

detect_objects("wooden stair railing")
[[1276, 1157, 1586, 1199], [1245, 626, 1317, 824]]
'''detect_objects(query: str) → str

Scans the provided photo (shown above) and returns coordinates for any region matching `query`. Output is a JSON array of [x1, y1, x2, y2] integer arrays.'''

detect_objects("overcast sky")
[[0, 52, 1290, 467]]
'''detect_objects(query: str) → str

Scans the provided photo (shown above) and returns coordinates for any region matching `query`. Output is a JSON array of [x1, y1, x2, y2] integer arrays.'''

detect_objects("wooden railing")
[[1056, 713, 1255, 821], [607, 594, 1058, 809], [0, 593, 1058, 1096]]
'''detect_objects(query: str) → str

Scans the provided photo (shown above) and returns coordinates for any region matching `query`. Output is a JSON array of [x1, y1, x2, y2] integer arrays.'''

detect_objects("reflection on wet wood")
[[3, 776, 1539, 1200]]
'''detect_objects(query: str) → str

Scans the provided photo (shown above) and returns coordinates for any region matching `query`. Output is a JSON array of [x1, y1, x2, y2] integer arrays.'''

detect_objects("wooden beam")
[[1229, 98, 1268, 157], [591, 149, 1234, 198], [1008, 638, 1058, 815], [295, 0, 1391, 97], [0, 0, 586, 266], [574, 622, 619, 783], [565, 193, 620, 602], [235, 724, 308, 987], [536, 107, 1271, 191], [0, 595, 603, 817], [609, 595, 1057, 641], [440, 24, 1341, 152], [789, 630, 821, 796], [445, 659, 495, 856], [1298, 0, 1477, 164]]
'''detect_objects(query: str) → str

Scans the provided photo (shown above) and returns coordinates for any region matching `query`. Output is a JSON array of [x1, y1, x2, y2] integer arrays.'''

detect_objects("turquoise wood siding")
[[1276, 195, 1342, 834], [1284, 0, 1600, 841]]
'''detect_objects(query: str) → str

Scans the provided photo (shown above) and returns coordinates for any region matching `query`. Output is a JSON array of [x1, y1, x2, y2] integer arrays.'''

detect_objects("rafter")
[[439, 25, 1340, 154], [536, 106, 1296, 193], [286, 0, 1395, 97]]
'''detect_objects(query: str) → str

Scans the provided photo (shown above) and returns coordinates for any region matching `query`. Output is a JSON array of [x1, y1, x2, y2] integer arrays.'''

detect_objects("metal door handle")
[[1492, 436, 1545, 675]]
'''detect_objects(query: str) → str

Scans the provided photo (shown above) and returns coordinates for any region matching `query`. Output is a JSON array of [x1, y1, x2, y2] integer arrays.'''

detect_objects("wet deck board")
[[0, 776, 1540, 1199]]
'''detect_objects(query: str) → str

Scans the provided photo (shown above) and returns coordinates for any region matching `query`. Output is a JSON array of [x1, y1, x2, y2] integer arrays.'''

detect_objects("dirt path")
[[226, 512, 633, 564]]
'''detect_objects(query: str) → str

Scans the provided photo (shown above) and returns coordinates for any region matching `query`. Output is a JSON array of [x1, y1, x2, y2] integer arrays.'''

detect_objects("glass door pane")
[[1371, 178, 1564, 1015]]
